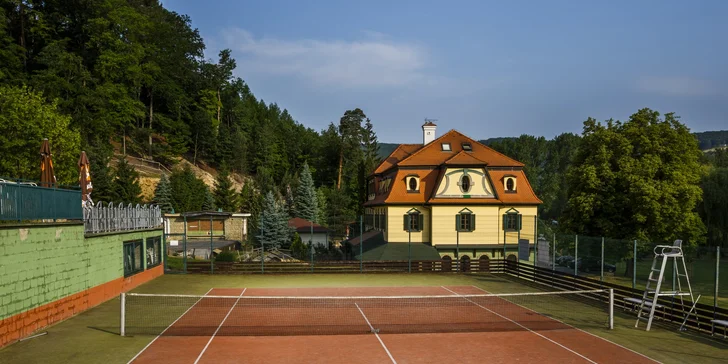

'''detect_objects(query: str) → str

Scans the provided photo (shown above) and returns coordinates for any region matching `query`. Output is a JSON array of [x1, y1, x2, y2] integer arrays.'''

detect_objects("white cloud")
[[635, 76, 720, 96], [221, 29, 432, 88]]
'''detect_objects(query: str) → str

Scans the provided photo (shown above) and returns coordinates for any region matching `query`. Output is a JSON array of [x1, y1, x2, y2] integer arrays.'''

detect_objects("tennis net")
[[120, 289, 614, 336]]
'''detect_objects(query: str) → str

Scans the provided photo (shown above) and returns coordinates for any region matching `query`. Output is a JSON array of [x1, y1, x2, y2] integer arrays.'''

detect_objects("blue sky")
[[164, 0, 728, 143]]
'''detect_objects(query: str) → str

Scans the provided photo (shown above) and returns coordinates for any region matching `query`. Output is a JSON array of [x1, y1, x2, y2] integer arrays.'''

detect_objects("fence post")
[[633, 240, 637, 289], [120, 293, 126, 337], [715, 246, 721, 316], [574, 235, 578, 276], [552, 233, 556, 271], [210, 216, 214, 274], [601, 236, 605, 282], [183, 215, 188, 274], [534, 216, 538, 265], [359, 215, 363, 273], [16, 180, 21, 222], [310, 220, 314, 273], [261, 228, 265, 274]]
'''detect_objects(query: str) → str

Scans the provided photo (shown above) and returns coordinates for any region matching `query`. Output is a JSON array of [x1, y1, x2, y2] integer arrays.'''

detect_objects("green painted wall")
[[0, 224, 162, 320]]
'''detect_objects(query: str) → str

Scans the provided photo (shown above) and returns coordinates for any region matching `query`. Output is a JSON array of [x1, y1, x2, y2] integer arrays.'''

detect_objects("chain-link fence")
[[535, 233, 726, 310]]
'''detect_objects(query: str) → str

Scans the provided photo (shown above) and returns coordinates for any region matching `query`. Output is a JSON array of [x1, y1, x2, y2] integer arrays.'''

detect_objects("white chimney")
[[422, 121, 437, 145]]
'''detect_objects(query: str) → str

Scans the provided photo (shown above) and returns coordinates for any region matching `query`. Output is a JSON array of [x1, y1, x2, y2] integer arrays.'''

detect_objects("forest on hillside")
[[0, 0, 381, 245], [0, 2, 724, 249]]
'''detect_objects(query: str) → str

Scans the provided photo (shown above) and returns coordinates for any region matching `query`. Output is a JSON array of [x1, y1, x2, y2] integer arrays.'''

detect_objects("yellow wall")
[[434, 168, 495, 198], [429, 205, 538, 246], [386, 206, 430, 243]]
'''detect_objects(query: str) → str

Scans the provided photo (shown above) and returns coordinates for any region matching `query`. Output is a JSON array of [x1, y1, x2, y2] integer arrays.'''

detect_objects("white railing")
[[84, 202, 162, 234]]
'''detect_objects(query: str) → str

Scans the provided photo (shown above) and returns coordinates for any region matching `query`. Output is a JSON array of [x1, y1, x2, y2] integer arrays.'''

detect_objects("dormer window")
[[462, 143, 472, 151], [504, 176, 517, 193], [441, 143, 451, 151], [460, 174, 471, 193], [406, 175, 419, 192]]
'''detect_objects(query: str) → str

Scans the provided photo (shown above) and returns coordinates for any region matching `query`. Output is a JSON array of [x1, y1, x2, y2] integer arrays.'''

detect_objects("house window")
[[460, 175, 471, 192], [408, 178, 417, 191], [462, 143, 472, 151], [457, 212, 475, 232], [503, 213, 522, 232], [404, 212, 423, 232], [146, 236, 162, 267], [123, 240, 143, 277], [441, 143, 451, 151], [505, 176, 517, 193]]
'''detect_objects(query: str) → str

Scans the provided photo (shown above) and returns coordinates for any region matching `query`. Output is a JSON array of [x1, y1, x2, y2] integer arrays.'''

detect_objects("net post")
[[608, 288, 614, 330], [120, 293, 126, 337], [360, 215, 363, 273]]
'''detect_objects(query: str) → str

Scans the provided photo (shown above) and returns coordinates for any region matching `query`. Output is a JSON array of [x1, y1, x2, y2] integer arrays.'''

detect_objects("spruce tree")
[[294, 162, 318, 222], [153, 174, 174, 213], [113, 157, 142, 204], [257, 191, 292, 249], [203, 187, 216, 211], [213, 168, 238, 211], [170, 165, 207, 212]]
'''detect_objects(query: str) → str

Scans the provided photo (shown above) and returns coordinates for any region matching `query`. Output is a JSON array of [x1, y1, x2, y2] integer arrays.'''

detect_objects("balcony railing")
[[0, 179, 82, 221], [83, 202, 162, 234]]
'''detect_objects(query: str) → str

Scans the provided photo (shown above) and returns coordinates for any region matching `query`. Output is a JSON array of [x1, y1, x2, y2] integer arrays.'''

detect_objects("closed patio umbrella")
[[78, 151, 93, 207], [40, 138, 56, 188]]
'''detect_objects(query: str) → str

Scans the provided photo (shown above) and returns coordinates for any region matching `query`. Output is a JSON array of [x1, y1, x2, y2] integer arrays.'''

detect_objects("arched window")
[[408, 178, 417, 191], [460, 175, 471, 192], [506, 178, 514, 191]]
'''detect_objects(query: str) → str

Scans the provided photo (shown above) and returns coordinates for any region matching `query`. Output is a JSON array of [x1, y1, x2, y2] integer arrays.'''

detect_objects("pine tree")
[[113, 157, 142, 204], [203, 187, 216, 211], [294, 163, 318, 221], [213, 168, 238, 211], [153, 174, 174, 213], [257, 191, 292, 249]]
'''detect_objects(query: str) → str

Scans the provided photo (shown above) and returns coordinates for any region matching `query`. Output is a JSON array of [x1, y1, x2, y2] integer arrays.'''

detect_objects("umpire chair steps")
[[635, 240, 697, 331]]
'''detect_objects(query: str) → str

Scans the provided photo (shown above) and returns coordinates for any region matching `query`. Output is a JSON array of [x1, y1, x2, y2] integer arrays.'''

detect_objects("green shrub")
[[215, 251, 236, 262]]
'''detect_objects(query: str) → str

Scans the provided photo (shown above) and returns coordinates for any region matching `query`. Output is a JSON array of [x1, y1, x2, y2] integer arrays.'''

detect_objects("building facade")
[[363, 122, 542, 260]]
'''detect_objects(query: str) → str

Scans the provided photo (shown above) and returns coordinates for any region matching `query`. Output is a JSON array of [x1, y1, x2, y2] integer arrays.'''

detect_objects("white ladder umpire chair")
[[635, 240, 698, 331]]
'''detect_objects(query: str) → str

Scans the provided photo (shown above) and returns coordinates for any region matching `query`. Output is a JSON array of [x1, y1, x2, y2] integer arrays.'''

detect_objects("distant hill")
[[694, 130, 728, 150], [377, 131, 726, 159]]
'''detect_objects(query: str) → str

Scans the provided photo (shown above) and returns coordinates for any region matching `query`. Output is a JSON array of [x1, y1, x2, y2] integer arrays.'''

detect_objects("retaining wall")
[[0, 223, 163, 347]]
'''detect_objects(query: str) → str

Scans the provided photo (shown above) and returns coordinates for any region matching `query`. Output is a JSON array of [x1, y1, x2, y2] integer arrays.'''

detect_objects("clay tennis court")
[[125, 286, 658, 364]]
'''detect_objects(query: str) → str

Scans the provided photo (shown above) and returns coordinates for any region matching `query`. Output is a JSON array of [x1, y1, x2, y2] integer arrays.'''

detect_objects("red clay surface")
[[129, 286, 658, 364]]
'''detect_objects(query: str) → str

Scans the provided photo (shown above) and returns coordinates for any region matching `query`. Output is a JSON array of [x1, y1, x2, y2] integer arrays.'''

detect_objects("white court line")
[[194, 288, 247, 364], [467, 285, 661, 364], [127, 288, 214, 364], [440, 286, 597, 364], [355, 303, 397, 364]]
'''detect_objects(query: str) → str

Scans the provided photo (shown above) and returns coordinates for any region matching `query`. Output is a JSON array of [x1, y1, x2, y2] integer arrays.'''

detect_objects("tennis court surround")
[[124, 286, 657, 364]]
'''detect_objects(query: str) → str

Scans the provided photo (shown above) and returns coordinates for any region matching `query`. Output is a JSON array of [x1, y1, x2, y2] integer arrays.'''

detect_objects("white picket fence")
[[84, 202, 162, 234]]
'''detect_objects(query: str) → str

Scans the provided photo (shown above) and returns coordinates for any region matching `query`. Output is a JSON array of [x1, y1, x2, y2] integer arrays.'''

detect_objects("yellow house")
[[364, 122, 542, 261]]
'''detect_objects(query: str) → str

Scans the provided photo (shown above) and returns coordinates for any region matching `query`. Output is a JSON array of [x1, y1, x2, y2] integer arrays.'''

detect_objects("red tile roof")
[[397, 130, 524, 167], [364, 129, 540, 206], [373, 144, 422, 174], [288, 218, 329, 233]]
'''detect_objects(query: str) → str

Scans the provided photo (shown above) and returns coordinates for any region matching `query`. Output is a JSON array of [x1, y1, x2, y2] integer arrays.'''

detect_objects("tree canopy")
[[563, 108, 705, 245]]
